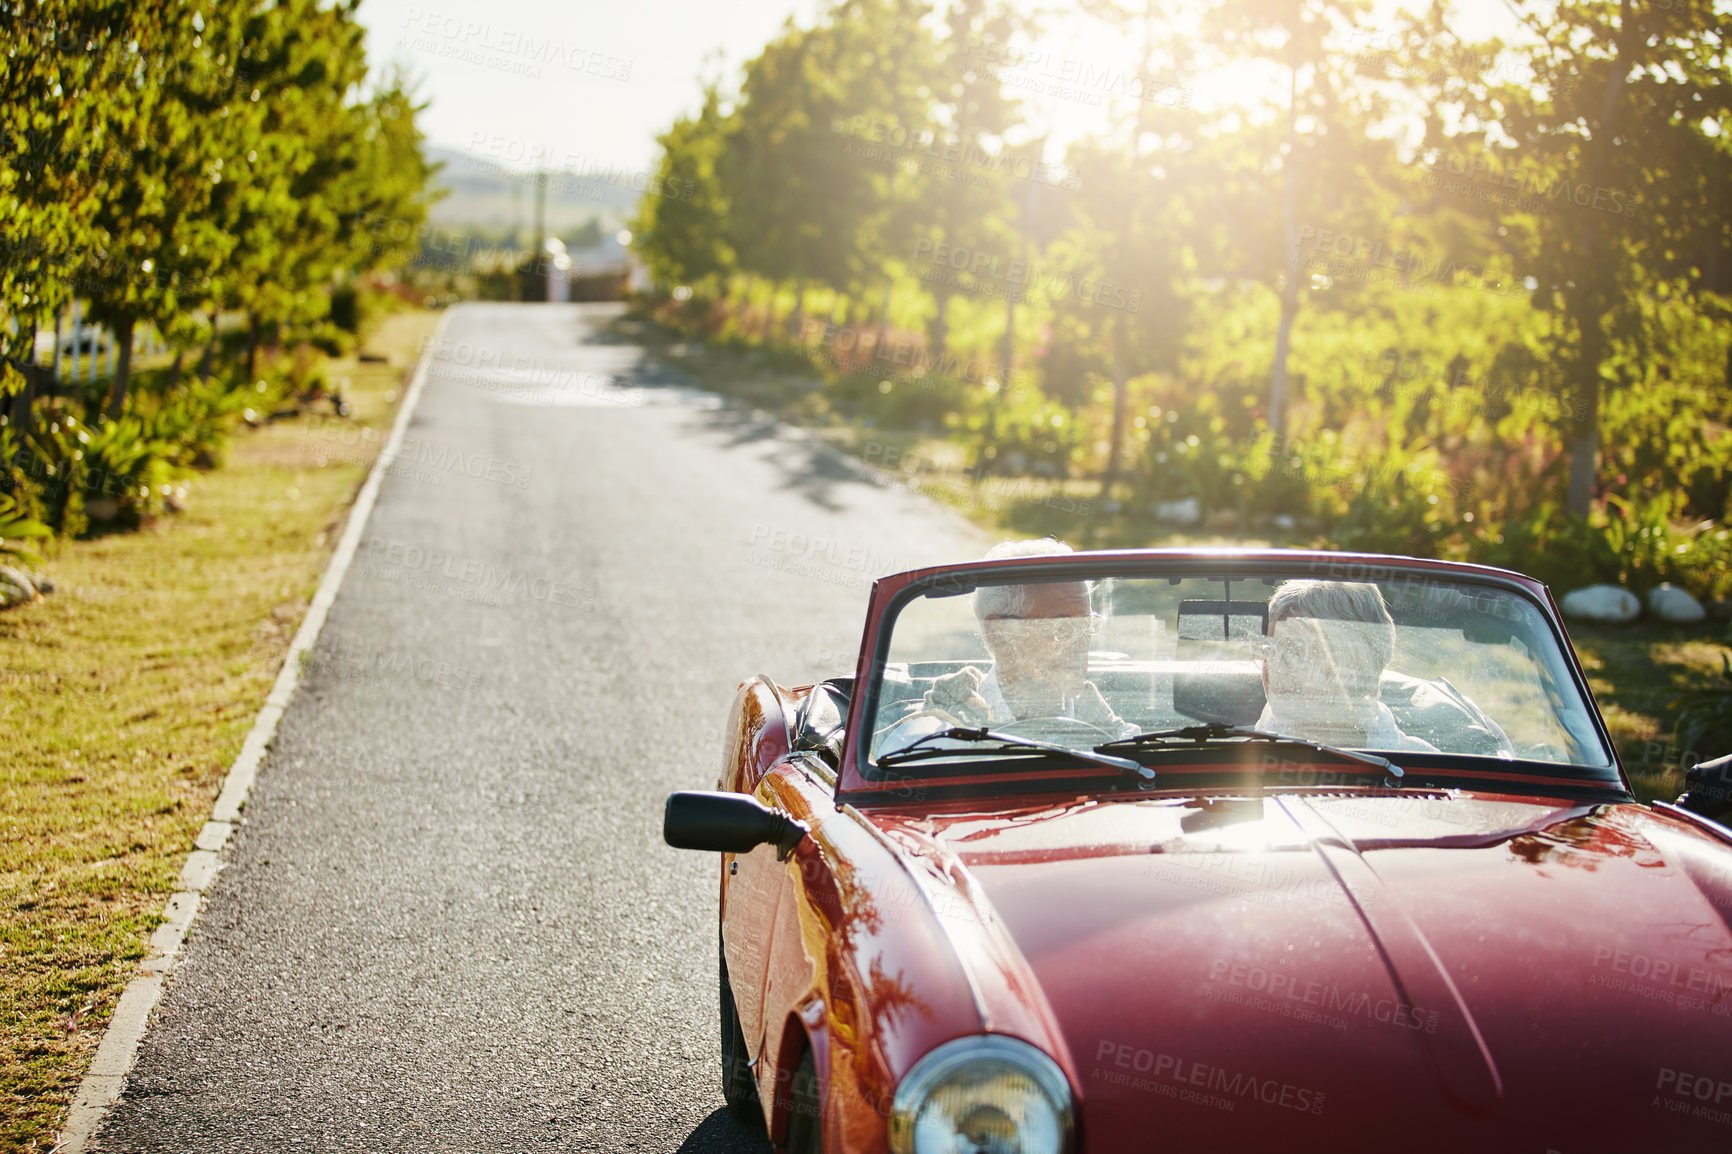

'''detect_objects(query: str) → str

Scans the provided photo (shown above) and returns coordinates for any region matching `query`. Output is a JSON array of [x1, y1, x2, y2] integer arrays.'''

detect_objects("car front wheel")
[[719, 941, 760, 1122], [785, 1047, 821, 1154]]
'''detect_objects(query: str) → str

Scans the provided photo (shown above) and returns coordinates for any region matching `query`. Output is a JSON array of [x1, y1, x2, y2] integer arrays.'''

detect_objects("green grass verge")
[[618, 309, 1732, 805], [0, 309, 440, 1152]]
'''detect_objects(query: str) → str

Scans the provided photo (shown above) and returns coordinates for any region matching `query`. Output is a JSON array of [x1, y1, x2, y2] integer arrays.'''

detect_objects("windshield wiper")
[[1097, 724, 1405, 786], [879, 727, 1155, 783]]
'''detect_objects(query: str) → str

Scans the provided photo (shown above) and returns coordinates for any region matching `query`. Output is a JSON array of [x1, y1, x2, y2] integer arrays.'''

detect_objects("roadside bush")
[[1135, 401, 1248, 510], [11, 413, 185, 536], [11, 421, 89, 538], [138, 379, 246, 469], [1463, 501, 1600, 589], [1329, 461, 1453, 557], [830, 368, 972, 430], [961, 388, 1088, 478], [1462, 495, 1731, 599], [305, 322, 352, 357], [1590, 494, 1732, 599], [0, 489, 48, 565], [74, 417, 184, 531], [1672, 650, 1732, 765], [285, 345, 335, 403]]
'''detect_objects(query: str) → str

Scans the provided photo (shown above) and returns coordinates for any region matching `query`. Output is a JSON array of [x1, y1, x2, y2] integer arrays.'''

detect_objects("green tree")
[[912, 0, 1023, 357], [0, 0, 180, 425], [76, 0, 243, 417], [720, 0, 938, 333], [634, 84, 736, 295], [216, 0, 431, 375], [1201, 0, 1410, 437], [1439, 0, 1732, 514]]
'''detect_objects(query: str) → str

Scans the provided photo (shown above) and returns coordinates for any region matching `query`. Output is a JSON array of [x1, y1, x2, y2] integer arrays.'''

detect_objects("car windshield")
[[864, 568, 1611, 774]]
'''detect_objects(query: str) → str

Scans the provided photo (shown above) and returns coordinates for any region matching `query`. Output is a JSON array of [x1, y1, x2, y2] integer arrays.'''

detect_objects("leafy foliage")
[[1672, 650, 1732, 765], [0, 488, 48, 565], [1, 0, 438, 543], [632, 0, 1731, 598]]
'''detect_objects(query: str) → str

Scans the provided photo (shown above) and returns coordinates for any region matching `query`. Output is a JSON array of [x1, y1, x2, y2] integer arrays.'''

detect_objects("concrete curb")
[[53, 310, 454, 1154]]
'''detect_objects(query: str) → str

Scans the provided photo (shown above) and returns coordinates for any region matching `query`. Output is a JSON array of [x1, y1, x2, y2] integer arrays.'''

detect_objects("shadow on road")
[[674, 1107, 772, 1154]]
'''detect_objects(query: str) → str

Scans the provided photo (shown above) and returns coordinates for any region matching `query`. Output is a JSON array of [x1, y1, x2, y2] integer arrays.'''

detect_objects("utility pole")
[[534, 169, 548, 302]]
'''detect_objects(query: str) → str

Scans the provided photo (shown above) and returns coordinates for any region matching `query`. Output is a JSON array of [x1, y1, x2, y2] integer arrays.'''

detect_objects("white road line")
[[52, 309, 456, 1154]]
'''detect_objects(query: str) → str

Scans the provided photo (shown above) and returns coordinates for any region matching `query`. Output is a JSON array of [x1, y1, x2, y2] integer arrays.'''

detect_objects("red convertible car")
[[665, 549, 1732, 1153]]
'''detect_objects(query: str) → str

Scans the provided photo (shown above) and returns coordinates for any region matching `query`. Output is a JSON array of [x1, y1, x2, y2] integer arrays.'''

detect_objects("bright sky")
[[357, 0, 824, 174], [356, 0, 1526, 175]]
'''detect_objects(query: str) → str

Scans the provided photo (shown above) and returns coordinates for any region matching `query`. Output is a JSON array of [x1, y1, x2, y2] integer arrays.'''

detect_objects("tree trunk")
[[246, 314, 260, 380], [1270, 293, 1298, 434], [70, 300, 85, 385], [788, 276, 806, 338], [199, 311, 217, 382], [1565, 400, 1600, 514], [1269, 64, 1301, 439], [1563, 0, 1636, 517], [874, 280, 893, 352], [1102, 320, 1129, 490], [104, 316, 136, 420], [9, 367, 35, 435], [7, 316, 38, 433], [929, 287, 951, 359], [165, 348, 185, 390]]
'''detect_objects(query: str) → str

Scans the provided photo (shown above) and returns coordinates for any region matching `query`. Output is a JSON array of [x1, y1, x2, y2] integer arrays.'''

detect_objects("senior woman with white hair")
[[1254, 579, 1438, 752], [877, 538, 1137, 749]]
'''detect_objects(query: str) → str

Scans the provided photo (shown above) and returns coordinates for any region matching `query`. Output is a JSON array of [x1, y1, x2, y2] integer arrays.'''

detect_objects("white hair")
[[974, 538, 1078, 621], [1266, 580, 1395, 697]]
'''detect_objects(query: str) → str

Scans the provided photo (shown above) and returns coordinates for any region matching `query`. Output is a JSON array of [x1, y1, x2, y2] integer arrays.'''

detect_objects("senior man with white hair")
[[877, 538, 1137, 749], [1254, 579, 1437, 752]]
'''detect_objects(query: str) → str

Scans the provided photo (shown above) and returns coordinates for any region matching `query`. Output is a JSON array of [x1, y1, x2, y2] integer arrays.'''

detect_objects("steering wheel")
[[990, 716, 1118, 743]]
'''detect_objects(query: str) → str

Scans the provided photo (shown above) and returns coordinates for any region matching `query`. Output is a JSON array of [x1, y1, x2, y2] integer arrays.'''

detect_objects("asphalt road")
[[92, 302, 988, 1152]]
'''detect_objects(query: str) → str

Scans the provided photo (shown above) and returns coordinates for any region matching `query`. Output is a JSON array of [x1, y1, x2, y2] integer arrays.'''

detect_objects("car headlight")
[[889, 1035, 1074, 1154]]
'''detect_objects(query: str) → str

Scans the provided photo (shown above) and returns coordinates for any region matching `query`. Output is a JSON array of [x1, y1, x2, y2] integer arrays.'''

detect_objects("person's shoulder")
[[1374, 702, 1439, 752]]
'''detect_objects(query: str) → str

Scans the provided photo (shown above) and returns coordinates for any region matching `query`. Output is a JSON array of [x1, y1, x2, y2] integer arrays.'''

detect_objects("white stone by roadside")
[[52, 310, 454, 1154]]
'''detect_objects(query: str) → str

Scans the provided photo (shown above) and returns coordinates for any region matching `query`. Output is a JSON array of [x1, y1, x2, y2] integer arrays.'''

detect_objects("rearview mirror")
[[1173, 662, 1267, 726], [663, 791, 808, 860]]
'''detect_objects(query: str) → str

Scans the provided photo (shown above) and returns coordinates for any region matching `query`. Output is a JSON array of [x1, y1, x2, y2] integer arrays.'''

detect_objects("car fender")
[[744, 762, 1059, 1152], [764, 1000, 830, 1145], [719, 676, 792, 794]]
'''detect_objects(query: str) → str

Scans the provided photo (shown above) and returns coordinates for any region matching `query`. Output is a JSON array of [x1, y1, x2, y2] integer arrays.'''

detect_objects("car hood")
[[870, 792, 1732, 1152]]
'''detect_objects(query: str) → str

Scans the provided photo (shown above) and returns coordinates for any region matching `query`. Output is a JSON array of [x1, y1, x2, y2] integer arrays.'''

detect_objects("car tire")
[[785, 1047, 822, 1154], [719, 940, 760, 1122]]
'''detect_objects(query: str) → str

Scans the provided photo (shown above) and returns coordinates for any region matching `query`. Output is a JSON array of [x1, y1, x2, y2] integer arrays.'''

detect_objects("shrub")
[[830, 368, 972, 430], [0, 489, 48, 565], [1592, 494, 1732, 599], [1136, 404, 1248, 511], [1463, 495, 1731, 599], [960, 388, 1088, 478], [75, 417, 185, 531], [1329, 462, 1453, 557], [139, 378, 246, 469], [12, 420, 91, 538], [1672, 650, 1732, 766]]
